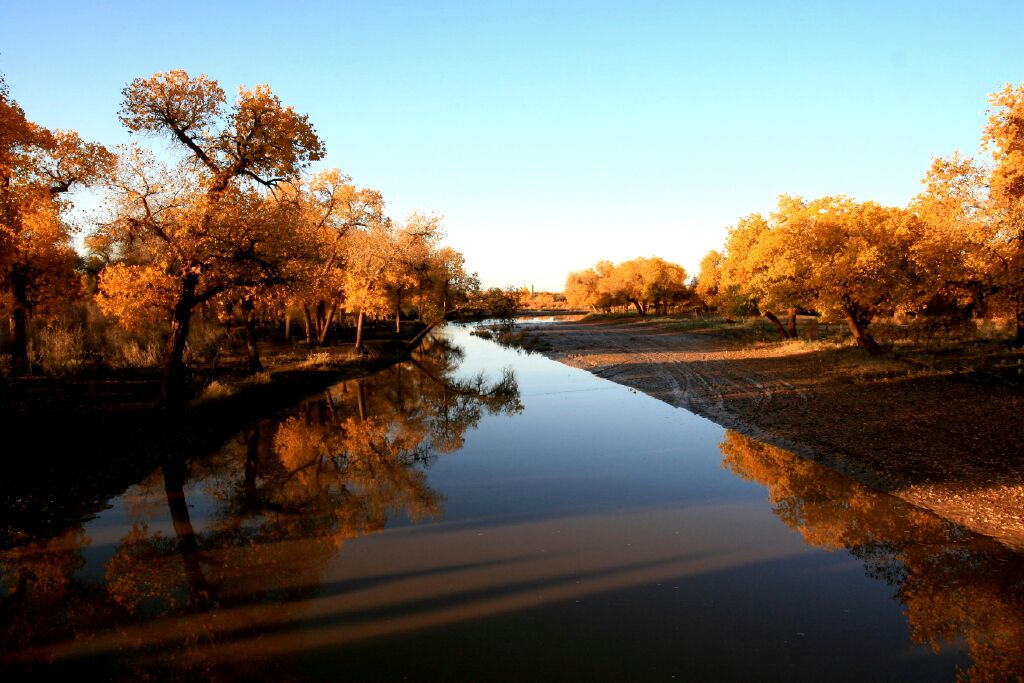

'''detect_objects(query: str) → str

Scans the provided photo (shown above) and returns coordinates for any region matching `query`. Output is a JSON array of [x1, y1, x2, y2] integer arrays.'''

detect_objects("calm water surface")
[[3, 323, 1022, 681]]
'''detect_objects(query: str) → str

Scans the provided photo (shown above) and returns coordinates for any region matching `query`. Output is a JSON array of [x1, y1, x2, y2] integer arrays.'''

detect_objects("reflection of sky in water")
[[432, 325, 754, 524], [29, 321, 979, 679]]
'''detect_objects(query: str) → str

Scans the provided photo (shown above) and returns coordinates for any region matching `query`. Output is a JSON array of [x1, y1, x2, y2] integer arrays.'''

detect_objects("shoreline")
[[0, 335, 421, 548], [525, 317, 1024, 551]]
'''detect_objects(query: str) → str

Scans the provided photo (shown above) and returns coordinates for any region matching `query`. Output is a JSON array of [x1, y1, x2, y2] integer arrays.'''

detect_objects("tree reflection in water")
[[720, 430, 1024, 682], [1, 337, 521, 678]]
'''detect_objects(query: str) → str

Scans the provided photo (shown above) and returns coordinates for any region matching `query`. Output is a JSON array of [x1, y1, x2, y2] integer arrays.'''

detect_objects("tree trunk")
[[315, 300, 327, 346], [162, 458, 214, 609], [240, 296, 263, 373], [630, 299, 646, 316], [9, 266, 29, 376], [395, 289, 402, 333], [303, 305, 315, 347], [161, 274, 197, 404], [283, 308, 291, 342], [786, 308, 798, 338], [406, 322, 437, 353], [355, 379, 366, 422], [763, 311, 790, 339], [1015, 295, 1024, 347], [316, 303, 336, 346], [843, 307, 882, 355], [354, 309, 365, 353]]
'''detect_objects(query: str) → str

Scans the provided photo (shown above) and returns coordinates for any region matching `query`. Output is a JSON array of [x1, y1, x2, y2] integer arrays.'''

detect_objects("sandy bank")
[[527, 318, 1024, 551]]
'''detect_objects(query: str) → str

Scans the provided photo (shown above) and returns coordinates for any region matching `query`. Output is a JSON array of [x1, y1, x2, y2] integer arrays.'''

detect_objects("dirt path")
[[527, 318, 1024, 550]]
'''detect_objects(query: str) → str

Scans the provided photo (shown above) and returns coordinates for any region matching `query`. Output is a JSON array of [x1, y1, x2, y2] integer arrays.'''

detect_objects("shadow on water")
[[1, 335, 522, 680], [1, 328, 1023, 681]]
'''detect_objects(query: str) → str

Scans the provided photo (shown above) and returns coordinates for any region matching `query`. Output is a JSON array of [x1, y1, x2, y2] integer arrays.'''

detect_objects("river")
[[2, 321, 1021, 681]]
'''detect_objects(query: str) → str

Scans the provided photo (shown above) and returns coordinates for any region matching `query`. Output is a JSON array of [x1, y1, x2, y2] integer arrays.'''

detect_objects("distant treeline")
[[565, 84, 1024, 355], [565, 257, 694, 316]]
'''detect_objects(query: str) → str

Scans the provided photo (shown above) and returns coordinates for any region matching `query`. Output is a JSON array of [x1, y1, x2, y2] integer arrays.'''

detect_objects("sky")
[[2, 0, 1023, 291]]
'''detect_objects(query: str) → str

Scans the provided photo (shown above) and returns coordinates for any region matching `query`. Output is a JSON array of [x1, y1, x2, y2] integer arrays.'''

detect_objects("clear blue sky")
[[3, 1, 1022, 291]]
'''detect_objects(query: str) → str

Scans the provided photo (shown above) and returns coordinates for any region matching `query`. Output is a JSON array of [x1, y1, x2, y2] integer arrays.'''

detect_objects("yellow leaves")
[[565, 256, 689, 312], [0, 75, 111, 323], [119, 70, 225, 135], [231, 82, 325, 176], [119, 70, 323, 190], [97, 264, 177, 329], [722, 195, 916, 320], [984, 82, 1024, 206]]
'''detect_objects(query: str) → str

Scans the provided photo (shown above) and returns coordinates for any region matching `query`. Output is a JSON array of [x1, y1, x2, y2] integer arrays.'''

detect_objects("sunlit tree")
[[95, 71, 323, 400], [980, 82, 1024, 343], [0, 74, 114, 374], [287, 169, 385, 346]]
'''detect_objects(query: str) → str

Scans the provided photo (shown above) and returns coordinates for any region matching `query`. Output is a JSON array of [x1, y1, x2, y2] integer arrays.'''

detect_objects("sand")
[[526, 317, 1024, 550]]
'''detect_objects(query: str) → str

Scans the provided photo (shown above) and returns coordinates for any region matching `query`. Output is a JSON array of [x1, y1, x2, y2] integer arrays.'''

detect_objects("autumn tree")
[[287, 169, 385, 346], [981, 83, 1024, 343], [565, 261, 617, 312], [910, 155, 994, 326], [715, 212, 805, 337], [636, 257, 690, 315], [906, 84, 1024, 345], [422, 245, 475, 320], [694, 250, 723, 310], [95, 71, 323, 401], [564, 257, 688, 315], [388, 213, 444, 331], [728, 196, 919, 353], [342, 218, 403, 351], [0, 75, 113, 374]]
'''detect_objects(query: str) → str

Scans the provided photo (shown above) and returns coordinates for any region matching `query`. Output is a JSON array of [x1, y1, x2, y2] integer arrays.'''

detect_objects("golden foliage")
[[96, 264, 177, 329], [565, 257, 689, 314], [721, 430, 1024, 681]]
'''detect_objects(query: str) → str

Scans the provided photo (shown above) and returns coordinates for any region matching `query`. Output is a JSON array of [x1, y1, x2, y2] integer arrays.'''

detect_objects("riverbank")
[[525, 317, 1024, 550], [0, 332, 425, 548]]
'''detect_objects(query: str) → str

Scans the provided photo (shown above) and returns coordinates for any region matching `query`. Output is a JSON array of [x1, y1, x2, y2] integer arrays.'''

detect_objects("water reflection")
[[5, 327, 1024, 681], [720, 430, 1024, 681], [1, 336, 521, 678]]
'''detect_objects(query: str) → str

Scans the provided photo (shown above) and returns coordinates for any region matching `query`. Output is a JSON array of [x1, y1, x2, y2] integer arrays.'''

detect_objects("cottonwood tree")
[[288, 169, 385, 346], [563, 258, 688, 315], [421, 245, 475, 320], [909, 83, 1024, 344], [719, 213, 805, 337], [565, 260, 617, 312], [96, 71, 323, 401], [911, 154, 994, 324], [983, 83, 1024, 344], [694, 250, 723, 311], [388, 213, 443, 330], [342, 218, 404, 352], [0, 75, 114, 374], [759, 196, 919, 354]]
